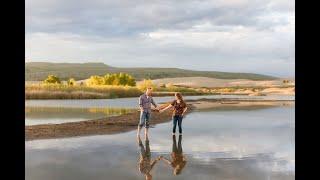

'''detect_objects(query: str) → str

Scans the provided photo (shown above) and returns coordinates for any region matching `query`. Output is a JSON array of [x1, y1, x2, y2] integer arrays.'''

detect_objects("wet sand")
[[25, 99, 294, 141]]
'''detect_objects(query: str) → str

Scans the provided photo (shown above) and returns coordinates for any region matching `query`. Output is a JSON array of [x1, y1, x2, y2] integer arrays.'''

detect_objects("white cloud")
[[26, 0, 295, 77]]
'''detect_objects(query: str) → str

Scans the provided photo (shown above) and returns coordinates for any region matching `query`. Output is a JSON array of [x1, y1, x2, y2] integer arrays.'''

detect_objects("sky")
[[25, 0, 295, 77]]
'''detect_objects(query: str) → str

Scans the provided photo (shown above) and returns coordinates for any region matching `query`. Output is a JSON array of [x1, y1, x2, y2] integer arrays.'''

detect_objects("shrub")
[[137, 79, 157, 91], [67, 78, 76, 86], [43, 75, 61, 84], [86, 76, 104, 86], [87, 73, 136, 86]]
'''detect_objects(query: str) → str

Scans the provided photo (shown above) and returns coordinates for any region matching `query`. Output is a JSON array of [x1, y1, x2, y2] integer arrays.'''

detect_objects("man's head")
[[146, 87, 153, 96], [146, 173, 152, 180]]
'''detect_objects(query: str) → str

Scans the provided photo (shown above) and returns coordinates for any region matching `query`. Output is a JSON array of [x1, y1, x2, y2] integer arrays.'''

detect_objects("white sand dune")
[[146, 77, 294, 88]]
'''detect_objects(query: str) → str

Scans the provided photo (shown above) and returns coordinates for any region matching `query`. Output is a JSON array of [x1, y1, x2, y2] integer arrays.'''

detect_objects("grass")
[[25, 81, 293, 99], [26, 107, 136, 117], [25, 84, 210, 99], [25, 84, 143, 99]]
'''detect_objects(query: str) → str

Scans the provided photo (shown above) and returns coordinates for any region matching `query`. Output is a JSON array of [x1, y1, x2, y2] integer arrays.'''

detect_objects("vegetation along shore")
[[26, 74, 294, 99]]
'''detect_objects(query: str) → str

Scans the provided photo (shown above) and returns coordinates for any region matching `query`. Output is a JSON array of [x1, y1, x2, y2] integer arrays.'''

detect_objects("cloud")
[[26, 0, 295, 77]]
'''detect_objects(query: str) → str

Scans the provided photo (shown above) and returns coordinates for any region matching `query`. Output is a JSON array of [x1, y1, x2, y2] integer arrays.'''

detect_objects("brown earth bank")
[[25, 99, 294, 141]]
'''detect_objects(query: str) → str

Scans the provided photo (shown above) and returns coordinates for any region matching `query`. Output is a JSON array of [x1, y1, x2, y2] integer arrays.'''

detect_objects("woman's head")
[[175, 92, 183, 102], [173, 164, 186, 175]]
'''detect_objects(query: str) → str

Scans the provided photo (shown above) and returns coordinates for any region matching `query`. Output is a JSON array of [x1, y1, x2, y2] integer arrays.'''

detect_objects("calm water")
[[25, 107, 136, 125], [25, 95, 295, 108], [25, 95, 294, 125], [25, 104, 294, 180]]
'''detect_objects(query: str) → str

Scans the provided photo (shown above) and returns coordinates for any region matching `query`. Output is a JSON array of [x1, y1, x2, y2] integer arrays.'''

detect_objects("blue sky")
[[25, 0, 294, 77]]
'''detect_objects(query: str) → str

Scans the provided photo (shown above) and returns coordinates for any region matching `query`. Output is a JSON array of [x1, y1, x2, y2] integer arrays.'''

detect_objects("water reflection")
[[137, 135, 161, 180], [25, 106, 294, 180], [25, 107, 135, 125], [136, 134, 188, 180], [160, 135, 187, 176], [25, 95, 295, 108]]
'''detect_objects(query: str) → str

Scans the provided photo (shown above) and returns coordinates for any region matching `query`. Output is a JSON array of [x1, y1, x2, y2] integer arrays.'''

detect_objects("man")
[[137, 134, 161, 180], [137, 87, 158, 137]]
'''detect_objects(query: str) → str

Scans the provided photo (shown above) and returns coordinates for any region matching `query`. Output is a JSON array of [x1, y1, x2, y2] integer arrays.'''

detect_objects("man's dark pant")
[[139, 111, 151, 128], [173, 115, 183, 134]]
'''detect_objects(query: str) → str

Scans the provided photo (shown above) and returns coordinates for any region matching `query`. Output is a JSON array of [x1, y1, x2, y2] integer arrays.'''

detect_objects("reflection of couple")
[[137, 87, 188, 137], [137, 134, 187, 180]]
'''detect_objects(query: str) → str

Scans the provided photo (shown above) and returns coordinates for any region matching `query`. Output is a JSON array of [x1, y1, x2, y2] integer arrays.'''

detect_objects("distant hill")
[[143, 77, 294, 88], [25, 62, 277, 81]]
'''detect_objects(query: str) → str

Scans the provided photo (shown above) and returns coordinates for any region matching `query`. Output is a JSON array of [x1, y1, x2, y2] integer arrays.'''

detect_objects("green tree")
[[104, 74, 113, 85], [102, 73, 136, 86], [86, 76, 104, 86], [119, 73, 127, 85], [137, 79, 156, 91], [127, 75, 136, 86], [112, 77, 120, 85], [43, 75, 61, 84]]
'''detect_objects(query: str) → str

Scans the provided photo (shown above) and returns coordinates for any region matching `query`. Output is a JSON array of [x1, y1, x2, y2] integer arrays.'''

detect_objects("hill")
[[25, 62, 277, 81], [143, 77, 294, 88]]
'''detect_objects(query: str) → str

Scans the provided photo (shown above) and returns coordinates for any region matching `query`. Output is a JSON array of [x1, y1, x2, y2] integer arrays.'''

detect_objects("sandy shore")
[[25, 99, 294, 141]]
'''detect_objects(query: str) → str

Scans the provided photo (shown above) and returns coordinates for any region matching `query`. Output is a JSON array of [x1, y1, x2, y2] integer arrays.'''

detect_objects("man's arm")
[[139, 96, 144, 111], [159, 104, 173, 113], [151, 97, 157, 108], [150, 158, 160, 170]]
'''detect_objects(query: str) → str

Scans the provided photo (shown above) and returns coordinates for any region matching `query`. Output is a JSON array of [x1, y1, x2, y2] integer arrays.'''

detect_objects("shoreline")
[[25, 98, 294, 141]]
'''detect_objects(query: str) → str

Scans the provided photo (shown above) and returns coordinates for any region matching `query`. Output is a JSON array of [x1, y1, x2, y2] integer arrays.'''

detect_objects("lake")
[[25, 95, 294, 125], [25, 107, 136, 125], [25, 102, 294, 180], [25, 95, 295, 108]]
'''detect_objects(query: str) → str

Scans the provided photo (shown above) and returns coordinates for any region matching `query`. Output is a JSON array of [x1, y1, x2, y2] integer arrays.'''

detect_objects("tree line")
[[43, 73, 136, 86]]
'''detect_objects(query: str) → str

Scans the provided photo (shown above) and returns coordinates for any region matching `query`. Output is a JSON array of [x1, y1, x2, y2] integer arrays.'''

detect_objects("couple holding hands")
[[137, 87, 188, 137]]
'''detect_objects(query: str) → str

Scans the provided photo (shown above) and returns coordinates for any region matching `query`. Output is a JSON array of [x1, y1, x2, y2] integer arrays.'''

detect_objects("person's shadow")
[[160, 135, 187, 175], [137, 135, 161, 180]]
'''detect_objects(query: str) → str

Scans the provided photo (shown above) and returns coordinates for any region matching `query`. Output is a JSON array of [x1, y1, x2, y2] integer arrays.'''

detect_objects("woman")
[[160, 135, 187, 175], [159, 92, 187, 135]]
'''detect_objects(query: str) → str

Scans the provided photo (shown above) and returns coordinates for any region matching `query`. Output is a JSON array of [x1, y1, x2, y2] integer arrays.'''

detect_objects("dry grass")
[[25, 84, 210, 99], [25, 84, 143, 99]]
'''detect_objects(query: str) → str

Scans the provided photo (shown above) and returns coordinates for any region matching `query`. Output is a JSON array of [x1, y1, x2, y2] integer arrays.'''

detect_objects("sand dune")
[[148, 77, 294, 88]]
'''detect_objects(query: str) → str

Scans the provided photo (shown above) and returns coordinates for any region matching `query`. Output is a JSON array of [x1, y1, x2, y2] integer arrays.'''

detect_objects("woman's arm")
[[183, 155, 187, 161], [182, 107, 188, 116], [159, 104, 173, 113], [160, 156, 172, 166]]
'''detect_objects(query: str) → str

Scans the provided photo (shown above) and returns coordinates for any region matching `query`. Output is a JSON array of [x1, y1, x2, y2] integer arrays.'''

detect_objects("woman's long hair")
[[175, 92, 184, 104]]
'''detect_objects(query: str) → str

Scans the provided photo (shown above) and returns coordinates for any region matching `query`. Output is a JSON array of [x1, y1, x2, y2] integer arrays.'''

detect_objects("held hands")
[[151, 108, 160, 112], [158, 108, 164, 113], [157, 156, 163, 160], [153, 107, 163, 113]]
